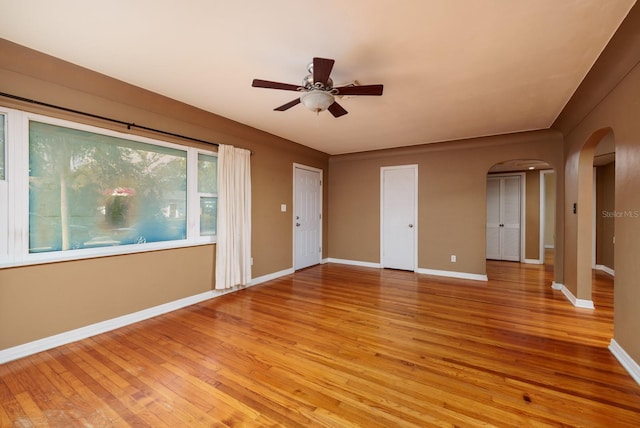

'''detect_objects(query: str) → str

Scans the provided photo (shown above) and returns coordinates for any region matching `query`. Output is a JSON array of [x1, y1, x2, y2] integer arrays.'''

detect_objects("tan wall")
[[0, 40, 329, 350], [525, 171, 541, 261], [0, 246, 214, 348], [560, 48, 640, 362], [595, 162, 615, 269], [329, 131, 564, 277]]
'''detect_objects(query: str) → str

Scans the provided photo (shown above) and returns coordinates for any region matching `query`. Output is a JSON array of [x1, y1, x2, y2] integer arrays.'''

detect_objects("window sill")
[[0, 239, 216, 270]]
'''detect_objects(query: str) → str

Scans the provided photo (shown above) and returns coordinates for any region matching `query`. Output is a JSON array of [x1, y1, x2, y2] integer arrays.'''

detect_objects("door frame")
[[486, 172, 526, 262], [539, 169, 556, 265], [380, 164, 418, 271], [293, 163, 323, 270], [592, 166, 597, 269]]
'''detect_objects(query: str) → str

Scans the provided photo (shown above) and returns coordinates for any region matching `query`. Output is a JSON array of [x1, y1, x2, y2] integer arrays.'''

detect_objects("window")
[[0, 112, 5, 180], [1, 108, 217, 267], [0, 112, 6, 260], [198, 154, 217, 236]]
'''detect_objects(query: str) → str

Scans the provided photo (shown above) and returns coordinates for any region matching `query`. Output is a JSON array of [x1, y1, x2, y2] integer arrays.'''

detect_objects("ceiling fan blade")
[[252, 79, 301, 91], [313, 57, 335, 86], [274, 98, 301, 111], [328, 102, 348, 118], [335, 84, 384, 96]]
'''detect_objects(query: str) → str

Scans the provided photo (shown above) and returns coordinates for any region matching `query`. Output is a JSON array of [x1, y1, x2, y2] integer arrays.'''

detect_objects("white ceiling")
[[0, 0, 635, 155]]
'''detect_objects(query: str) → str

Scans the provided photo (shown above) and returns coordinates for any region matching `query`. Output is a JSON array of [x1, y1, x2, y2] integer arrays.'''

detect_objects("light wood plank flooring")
[[1, 258, 639, 427]]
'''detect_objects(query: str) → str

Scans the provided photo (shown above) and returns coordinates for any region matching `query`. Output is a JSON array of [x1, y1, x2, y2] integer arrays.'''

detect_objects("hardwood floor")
[[1, 258, 639, 427]]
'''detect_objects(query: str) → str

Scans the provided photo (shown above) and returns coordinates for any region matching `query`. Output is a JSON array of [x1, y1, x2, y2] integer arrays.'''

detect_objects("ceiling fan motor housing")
[[303, 72, 333, 90]]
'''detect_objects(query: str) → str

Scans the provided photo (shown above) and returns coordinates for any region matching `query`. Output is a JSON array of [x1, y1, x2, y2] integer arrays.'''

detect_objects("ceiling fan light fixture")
[[252, 57, 383, 118], [300, 90, 334, 113]]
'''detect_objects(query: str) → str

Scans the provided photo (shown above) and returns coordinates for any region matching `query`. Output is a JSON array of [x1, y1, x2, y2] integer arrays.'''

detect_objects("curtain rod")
[[0, 91, 224, 148]]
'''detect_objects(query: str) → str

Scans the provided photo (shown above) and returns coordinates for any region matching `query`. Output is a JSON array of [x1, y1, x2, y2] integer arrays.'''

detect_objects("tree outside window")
[[29, 121, 187, 253]]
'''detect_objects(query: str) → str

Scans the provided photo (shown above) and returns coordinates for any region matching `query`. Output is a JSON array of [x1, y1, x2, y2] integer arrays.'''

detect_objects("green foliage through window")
[[198, 153, 217, 236], [29, 121, 189, 253]]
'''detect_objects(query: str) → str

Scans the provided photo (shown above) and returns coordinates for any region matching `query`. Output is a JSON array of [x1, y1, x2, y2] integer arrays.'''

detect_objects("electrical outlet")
[[451, 255, 457, 262]]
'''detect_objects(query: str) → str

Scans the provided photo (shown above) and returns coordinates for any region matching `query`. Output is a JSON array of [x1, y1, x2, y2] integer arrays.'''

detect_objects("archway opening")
[[575, 128, 614, 309], [593, 137, 615, 313], [486, 159, 556, 278]]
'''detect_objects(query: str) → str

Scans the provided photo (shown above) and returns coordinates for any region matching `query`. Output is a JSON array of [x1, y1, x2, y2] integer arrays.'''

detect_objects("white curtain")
[[215, 144, 252, 290]]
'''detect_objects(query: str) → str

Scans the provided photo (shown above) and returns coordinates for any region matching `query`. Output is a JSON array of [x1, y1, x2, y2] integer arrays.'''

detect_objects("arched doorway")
[[576, 128, 615, 308], [486, 159, 556, 274]]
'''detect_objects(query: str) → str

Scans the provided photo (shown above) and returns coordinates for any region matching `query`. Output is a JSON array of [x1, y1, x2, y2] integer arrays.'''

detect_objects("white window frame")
[[0, 108, 8, 262], [193, 153, 217, 240], [187, 151, 218, 243], [1, 106, 217, 268]]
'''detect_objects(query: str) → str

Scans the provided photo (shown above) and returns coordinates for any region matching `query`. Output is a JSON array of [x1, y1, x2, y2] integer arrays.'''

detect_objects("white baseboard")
[[325, 258, 382, 269], [574, 298, 595, 309], [551, 281, 563, 290], [524, 258, 543, 265], [417, 268, 488, 282], [325, 259, 488, 281], [248, 267, 294, 285], [0, 267, 295, 365], [551, 282, 595, 309], [595, 264, 615, 277], [544, 244, 555, 249], [609, 339, 640, 386]]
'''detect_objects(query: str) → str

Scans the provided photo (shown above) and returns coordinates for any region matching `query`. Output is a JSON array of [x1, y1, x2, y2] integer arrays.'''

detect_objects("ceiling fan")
[[252, 57, 383, 118]]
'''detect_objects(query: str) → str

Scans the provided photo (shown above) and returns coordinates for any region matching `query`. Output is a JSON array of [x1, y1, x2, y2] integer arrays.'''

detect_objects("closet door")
[[381, 165, 417, 271], [486, 178, 501, 259], [486, 175, 521, 261], [500, 176, 521, 261]]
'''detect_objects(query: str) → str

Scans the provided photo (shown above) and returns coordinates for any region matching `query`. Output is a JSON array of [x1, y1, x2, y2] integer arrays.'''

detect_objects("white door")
[[486, 175, 521, 261], [381, 165, 417, 271], [486, 178, 501, 259], [294, 165, 322, 270]]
